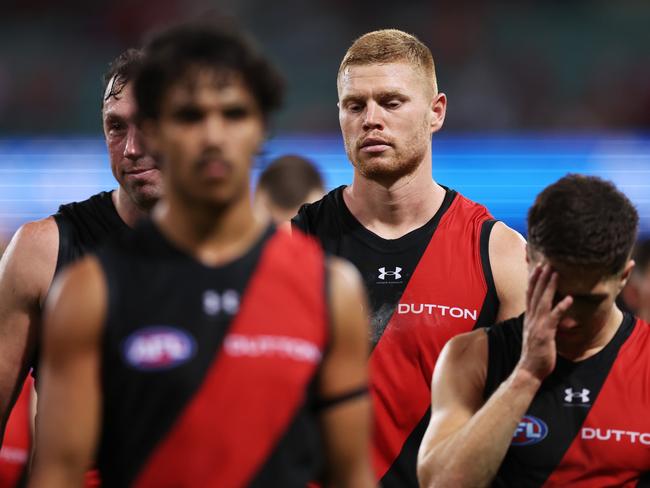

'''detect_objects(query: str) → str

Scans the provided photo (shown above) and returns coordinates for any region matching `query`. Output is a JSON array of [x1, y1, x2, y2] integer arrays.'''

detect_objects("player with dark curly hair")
[[30, 22, 373, 488]]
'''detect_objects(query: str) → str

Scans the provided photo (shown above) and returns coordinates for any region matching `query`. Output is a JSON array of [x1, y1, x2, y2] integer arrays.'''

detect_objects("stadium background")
[[1, 0, 649, 243]]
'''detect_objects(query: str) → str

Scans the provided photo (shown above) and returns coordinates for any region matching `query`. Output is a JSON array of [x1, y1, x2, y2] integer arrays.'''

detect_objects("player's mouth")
[[197, 158, 232, 179], [359, 136, 392, 153], [125, 167, 159, 179]]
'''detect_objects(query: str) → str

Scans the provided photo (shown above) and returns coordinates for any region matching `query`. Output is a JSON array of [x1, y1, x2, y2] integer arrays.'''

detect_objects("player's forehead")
[[337, 61, 426, 98], [102, 79, 136, 120], [162, 68, 258, 111], [532, 253, 613, 295]]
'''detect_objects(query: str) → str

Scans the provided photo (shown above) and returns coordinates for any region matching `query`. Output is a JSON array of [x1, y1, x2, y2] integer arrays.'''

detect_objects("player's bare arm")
[[490, 221, 528, 322], [29, 257, 105, 488], [319, 257, 374, 488], [0, 218, 58, 442], [417, 264, 573, 487]]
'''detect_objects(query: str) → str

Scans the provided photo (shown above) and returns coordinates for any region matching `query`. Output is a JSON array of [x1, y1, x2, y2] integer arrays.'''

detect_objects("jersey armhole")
[[474, 219, 500, 329], [52, 213, 68, 276]]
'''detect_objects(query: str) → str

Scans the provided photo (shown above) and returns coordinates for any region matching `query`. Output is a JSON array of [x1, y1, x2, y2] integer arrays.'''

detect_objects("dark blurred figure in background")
[[0, 48, 161, 486], [254, 154, 325, 224], [619, 238, 650, 322]]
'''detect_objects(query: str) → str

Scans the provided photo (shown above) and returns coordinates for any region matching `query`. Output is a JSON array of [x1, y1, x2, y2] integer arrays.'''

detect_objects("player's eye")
[[223, 106, 250, 120], [172, 107, 204, 123]]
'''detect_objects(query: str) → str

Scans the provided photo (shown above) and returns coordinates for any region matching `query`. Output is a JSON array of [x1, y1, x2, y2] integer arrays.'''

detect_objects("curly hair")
[[134, 22, 284, 123], [527, 174, 638, 276]]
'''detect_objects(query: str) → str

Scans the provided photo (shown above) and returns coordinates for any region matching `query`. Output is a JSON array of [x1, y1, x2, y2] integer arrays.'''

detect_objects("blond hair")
[[338, 29, 437, 93]]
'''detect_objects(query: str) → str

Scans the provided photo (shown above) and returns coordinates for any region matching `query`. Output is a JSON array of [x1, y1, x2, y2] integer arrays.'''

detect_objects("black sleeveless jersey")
[[95, 221, 329, 487], [292, 186, 497, 344], [31, 191, 128, 378], [485, 313, 650, 487], [52, 190, 129, 274], [293, 185, 499, 486]]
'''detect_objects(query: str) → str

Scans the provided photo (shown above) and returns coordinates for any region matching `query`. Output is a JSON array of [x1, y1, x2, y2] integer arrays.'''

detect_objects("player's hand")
[[517, 263, 573, 382]]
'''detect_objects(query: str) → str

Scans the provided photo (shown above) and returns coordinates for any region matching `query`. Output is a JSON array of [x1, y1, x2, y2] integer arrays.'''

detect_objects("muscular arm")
[[417, 331, 541, 487], [319, 257, 374, 488], [28, 257, 105, 488], [0, 219, 58, 442], [490, 222, 527, 322], [417, 264, 573, 488]]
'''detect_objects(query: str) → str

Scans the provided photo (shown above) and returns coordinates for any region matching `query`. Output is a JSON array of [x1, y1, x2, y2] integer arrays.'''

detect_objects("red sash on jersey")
[[134, 230, 327, 487], [370, 194, 492, 479], [0, 377, 33, 488], [542, 319, 650, 487]]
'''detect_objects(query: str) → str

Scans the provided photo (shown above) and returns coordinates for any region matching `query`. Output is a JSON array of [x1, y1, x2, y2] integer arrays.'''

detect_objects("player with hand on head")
[[418, 174, 650, 487]]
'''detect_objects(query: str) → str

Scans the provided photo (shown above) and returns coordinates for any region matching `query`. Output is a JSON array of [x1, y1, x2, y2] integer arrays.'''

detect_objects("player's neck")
[[556, 306, 624, 362], [344, 161, 445, 239], [154, 192, 264, 268], [113, 188, 151, 228]]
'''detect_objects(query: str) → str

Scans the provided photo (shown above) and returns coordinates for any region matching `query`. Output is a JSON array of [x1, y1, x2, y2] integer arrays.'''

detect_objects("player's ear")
[[619, 259, 636, 290], [430, 92, 446, 134]]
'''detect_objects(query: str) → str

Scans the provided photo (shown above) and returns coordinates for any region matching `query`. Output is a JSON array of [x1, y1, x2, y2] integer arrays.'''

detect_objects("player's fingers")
[[550, 295, 573, 321], [530, 263, 551, 312], [526, 264, 542, 309], [539, 270, 559, 311]]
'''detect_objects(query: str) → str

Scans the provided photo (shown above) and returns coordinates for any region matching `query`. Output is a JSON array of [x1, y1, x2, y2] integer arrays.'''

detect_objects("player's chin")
[[130, 184, 163, 208]]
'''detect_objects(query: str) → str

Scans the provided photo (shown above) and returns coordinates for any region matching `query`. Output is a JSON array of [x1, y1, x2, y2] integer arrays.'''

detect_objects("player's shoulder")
[[443, 327, 489, 363], [3, 216, 59, 268], [291, 185, 344, 235], [12, 216, 59, 247], [0, 217, 59, 300], [54, 190, 113, 215], [489, 221, 526, 253]]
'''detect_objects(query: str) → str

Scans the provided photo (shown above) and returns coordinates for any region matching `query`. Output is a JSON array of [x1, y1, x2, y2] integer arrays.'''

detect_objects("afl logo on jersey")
[[123, 326, 196, 371], [512, 415, 548, 446]]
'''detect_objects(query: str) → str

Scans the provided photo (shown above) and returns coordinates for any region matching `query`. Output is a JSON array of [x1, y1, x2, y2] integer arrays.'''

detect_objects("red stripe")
[[542, 319, 650, 487], [370, 195, 491, 479], [134, 230, 327, 487]]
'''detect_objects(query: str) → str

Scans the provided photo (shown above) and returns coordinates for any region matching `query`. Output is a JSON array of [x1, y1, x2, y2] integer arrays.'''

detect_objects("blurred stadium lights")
[[1, 134, 648, 239]]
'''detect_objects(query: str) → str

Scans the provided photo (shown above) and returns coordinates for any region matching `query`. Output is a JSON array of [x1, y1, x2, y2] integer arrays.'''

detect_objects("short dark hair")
[[102, 48, 144, 107], [257, 155, 324, 209], [134, 22, 284, 122], [527, 174, 638, 275]]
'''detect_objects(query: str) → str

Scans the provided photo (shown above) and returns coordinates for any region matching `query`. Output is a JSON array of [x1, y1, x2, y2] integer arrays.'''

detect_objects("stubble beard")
[[346, 135, 429, 186]]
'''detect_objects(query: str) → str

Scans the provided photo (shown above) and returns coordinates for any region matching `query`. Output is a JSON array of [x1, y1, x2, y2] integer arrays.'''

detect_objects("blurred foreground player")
[[418, 175, 650, 487], [293, 29, 527, 486], [30, 23, 373, 488], [254, 154, 325, 224]]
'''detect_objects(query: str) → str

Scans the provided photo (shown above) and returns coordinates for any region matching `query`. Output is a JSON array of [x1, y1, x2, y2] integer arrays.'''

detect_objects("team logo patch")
[[564, 387, 590, 405], [512, 415, 548, 446], [378, 266, 402, 280], [123, 326, 196, 371]]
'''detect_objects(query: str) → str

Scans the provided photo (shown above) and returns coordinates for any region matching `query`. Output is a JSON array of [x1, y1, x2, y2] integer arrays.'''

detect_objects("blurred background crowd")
[[0, 0, 649, 241], [1, 0, 649, 134]]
